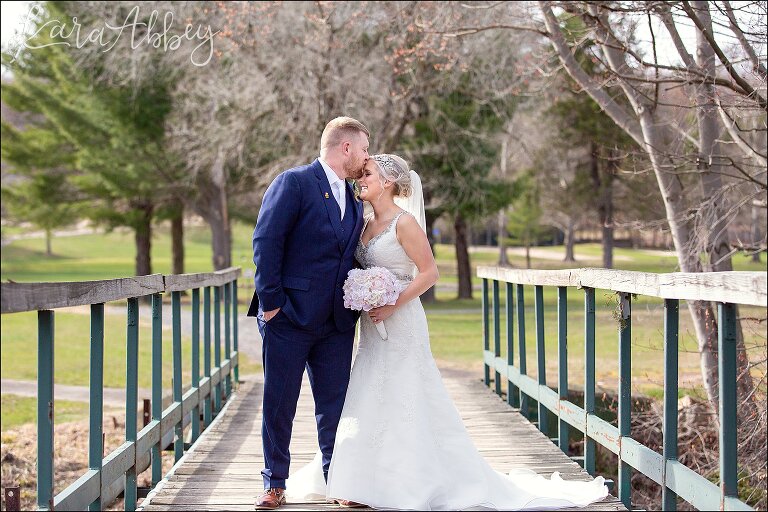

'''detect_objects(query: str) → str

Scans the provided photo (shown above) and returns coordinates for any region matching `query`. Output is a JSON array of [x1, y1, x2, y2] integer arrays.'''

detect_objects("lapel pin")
[[324, 192, 330, 199]]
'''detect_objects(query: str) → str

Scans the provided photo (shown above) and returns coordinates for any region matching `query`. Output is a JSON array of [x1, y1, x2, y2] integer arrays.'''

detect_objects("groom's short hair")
[[320, 117, 370, 154]]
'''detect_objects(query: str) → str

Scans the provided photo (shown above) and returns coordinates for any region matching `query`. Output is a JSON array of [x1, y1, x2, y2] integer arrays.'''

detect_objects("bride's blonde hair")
[[371, 154, 413, 197]]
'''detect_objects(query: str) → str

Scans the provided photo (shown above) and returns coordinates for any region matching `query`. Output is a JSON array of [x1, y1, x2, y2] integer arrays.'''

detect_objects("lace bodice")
[[354, 211, 416, 283]]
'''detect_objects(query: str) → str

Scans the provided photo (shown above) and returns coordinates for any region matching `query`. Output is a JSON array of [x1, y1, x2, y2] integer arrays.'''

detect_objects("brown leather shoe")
[[255, 488, 286, 510], [335, 498, 367, 508]]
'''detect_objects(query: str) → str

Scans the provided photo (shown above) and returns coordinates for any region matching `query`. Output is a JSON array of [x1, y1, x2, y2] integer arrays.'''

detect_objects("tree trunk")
[[640, 114, 725, 412], [541, 2, 748, 420], [190, 153, 232, 270], [210, 215, 232, 270], [454, 213, 473, 299], [590, 142, 614, 269], [45, 228, 52, 257], [691, 0, 755, 418], [564, 217, 576, 262], [134, 203, 153, 276], [602, 150, 616, 269], [498, 140, 510, 266], [525, 242, 531, 269], [752, 203, 762, 263], [422, 213, 438, 304], [171, 208, 184, 275], [498, 209, 509, 266]]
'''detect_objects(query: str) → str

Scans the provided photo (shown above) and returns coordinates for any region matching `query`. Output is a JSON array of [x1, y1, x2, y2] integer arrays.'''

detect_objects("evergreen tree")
[[1, 2, 178, 276], [506, 171, 546, 269], [406, 74, 516, 299], [545, 13, 640, 268], [1, 170, 82, 255]]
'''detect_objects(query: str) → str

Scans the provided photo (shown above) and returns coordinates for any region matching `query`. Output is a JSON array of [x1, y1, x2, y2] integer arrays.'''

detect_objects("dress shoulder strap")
[[362, 214, 373, 232], [391, 210, 409, 226], [390, 210, 414, 237]]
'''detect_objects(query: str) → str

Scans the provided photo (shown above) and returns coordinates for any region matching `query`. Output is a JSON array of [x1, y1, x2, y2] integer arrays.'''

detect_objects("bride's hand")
[[369, 305, 396, 323]]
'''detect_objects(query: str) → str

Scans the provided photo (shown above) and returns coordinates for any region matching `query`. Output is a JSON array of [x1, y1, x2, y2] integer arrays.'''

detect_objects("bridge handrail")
[[1, 268, 244, 313], [477, 266, 766, 511], [477, 267, 767, 307], [0, 267, 242, 511]]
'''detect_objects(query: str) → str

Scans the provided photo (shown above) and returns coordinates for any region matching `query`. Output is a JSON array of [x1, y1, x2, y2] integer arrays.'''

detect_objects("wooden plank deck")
[[138, 371, 625, 511]]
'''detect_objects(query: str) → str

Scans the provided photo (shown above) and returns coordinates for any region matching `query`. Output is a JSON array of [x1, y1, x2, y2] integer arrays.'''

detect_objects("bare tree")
[[67, 1, 416, 269], [462, 0, 763, 415]]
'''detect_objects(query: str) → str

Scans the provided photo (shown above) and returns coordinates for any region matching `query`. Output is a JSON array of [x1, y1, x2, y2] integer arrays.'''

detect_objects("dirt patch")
[[1, 414, 175, 510]]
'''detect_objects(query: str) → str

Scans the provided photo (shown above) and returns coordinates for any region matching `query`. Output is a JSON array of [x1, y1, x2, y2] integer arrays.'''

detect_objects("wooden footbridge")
[[1, 267, 765, 511]]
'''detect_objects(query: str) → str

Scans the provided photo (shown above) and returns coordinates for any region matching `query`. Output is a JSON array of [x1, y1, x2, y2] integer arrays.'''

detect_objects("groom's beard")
[[346, 162, 365, 180]]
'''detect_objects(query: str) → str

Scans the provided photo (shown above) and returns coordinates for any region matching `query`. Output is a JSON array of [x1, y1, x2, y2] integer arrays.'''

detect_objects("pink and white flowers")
[[343, 267, 405, 339]]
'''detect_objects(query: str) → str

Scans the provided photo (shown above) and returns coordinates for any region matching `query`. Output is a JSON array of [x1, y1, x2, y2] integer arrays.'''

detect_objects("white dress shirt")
[[319, 157, 346, 220]]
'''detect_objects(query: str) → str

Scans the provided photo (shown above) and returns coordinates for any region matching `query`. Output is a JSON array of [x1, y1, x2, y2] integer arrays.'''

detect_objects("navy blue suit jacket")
[[247, 159, 363, 333]]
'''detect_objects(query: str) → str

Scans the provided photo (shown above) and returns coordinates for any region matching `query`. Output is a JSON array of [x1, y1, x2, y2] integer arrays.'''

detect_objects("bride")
[[285, 154, 609, 510]]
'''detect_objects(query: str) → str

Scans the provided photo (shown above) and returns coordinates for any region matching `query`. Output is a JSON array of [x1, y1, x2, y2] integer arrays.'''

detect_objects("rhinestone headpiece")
[[372, 154, 397, 177]]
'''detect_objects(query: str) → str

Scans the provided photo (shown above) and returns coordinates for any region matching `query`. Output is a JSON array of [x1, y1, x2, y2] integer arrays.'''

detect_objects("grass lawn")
[[0, 394, 122, 431], [0, 222, 256, 282], [1, 222, 765, 427], [0, 307, 262, 389]]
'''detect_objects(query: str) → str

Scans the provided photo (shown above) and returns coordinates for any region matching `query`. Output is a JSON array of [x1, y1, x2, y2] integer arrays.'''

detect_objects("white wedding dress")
[[286, 212, 609, 510]]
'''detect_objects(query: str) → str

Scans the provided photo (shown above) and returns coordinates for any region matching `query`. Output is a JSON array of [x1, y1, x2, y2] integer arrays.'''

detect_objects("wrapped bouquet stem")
[[343, 267, 405, 340]]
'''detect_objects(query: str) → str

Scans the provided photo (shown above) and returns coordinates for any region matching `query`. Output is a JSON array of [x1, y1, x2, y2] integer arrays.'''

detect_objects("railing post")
[[214, 285, 222, 410], [493, 280, 502, 397], [584, 287, 596, 475], [482, 278, 490, 387], [517, 284, 528, 418], [618, 293, 633, 508], [37, 310, 54, 511], [191, 288, 201, 442], [535, 285, 548, 434], [125, 297, 139, 511], [662, 298, 679, 511], [151, 293, 163, 486], [718, 302, 738, 505], [224, 281, 232, 398], [506, 283, 519, 408], [89, 303, 105, 511], [203, 286, 212, 426], [172, 291, 184, 462], [232, 280, 239, 386], [557, 287, 569, 454]]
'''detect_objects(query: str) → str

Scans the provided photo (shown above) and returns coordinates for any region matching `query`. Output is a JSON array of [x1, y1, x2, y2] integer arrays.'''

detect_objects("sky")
[[0, 1, 761, 70], [1, 1, 32, 48]]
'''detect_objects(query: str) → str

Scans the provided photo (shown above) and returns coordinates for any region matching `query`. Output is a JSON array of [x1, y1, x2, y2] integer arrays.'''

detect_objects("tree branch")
[[647, 10, 660, 110], [537, 1, 645, 146], [581, 4, 658, 123], [658, 6, 699, 70], [716, 98, 768, 167], [416, 23, 548, 37], [680, 0, 767, 110], [721, 0, 767, 79]]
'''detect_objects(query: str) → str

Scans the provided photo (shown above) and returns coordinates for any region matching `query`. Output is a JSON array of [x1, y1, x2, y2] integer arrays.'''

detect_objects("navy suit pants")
[[257, 312, 354, 489]]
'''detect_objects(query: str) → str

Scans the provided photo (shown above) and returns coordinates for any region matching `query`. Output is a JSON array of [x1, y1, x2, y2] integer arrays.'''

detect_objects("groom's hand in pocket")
[[264, 308, 281, 322]]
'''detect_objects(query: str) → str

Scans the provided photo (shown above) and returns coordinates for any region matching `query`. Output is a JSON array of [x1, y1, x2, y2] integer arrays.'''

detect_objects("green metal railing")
[[478, 266, 767, 511], [0, 267, 241, 511]]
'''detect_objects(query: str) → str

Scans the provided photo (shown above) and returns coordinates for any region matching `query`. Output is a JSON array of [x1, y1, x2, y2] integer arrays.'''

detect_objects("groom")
[[248, 117, 369, 510]]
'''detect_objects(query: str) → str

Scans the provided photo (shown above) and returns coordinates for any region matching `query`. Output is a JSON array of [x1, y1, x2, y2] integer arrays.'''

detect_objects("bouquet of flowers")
[[343, 267, 404, 340]]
